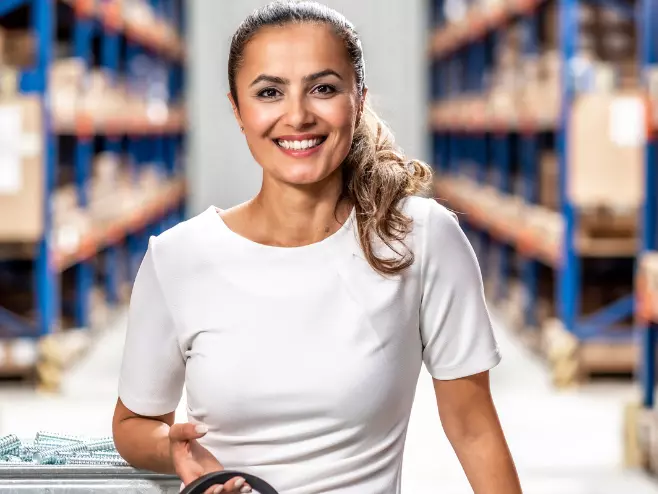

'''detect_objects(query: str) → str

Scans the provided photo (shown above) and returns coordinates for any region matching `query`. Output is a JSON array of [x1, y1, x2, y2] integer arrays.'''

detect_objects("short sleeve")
[[118, 236, 186, 416], [419, 199, 501, 380]]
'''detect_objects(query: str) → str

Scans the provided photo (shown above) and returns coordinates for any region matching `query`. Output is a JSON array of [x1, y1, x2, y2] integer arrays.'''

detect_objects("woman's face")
[[230, 23, 365, 186]]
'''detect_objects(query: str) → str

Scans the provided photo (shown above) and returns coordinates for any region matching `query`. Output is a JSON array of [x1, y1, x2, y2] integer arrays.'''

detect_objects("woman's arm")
[[112, 398, 176, 474], [113, 399, 249, 492], [433, 371, 522, 494]]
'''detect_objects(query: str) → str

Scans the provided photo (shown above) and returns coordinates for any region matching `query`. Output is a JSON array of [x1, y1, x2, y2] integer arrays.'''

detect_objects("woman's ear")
[[227, 92, 245, 132]]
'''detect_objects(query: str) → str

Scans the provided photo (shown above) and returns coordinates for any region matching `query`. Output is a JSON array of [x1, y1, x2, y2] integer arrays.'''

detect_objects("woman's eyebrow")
[[250, 69, 342, 87], [303, 69, 342, 82], [250, 74, 288, 87]]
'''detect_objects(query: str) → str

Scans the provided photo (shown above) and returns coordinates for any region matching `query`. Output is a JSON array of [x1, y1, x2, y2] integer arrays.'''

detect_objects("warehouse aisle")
[[0, 313, 657, 493]]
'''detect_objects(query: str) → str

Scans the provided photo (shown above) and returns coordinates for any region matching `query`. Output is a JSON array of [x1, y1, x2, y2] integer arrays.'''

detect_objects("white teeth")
[[277, 137, 323, 150]]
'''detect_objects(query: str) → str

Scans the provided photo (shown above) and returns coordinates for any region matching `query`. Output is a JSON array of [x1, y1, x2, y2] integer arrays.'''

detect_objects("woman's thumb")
[[169, 423, 209, 442]]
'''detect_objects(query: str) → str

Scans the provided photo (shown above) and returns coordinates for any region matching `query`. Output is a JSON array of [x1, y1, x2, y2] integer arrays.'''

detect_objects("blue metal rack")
[[0, 0, 187, 350], [429, 0, 638, 353], [639, 0, 658, 407]]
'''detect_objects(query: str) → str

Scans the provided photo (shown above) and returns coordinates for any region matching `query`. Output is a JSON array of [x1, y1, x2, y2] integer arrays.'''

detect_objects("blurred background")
[[0, 0, 657, 492]]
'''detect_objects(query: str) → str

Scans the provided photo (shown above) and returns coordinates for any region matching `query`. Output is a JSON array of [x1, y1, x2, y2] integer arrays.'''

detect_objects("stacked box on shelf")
[[0, 0, 187, 386], [429, 0, 643, 387]]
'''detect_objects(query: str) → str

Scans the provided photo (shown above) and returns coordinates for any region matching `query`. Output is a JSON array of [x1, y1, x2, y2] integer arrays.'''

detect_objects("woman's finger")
[[222, 476, 252, 493], [204, 486, 223, 494], [202, 484, 249, 494], [170, 423, 209, 442], [183, 477, 252, 494]]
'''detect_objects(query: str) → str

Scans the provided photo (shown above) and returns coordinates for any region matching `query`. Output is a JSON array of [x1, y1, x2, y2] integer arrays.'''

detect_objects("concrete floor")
[[0, 311, 657, 493]]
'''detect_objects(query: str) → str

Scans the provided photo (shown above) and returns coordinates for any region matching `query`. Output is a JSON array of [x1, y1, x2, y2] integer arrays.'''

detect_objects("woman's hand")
[[169, 423, 252, 493]]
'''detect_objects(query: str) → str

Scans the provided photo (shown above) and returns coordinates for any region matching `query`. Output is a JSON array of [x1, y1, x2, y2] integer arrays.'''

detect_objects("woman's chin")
[[275, 167, 337, 186]]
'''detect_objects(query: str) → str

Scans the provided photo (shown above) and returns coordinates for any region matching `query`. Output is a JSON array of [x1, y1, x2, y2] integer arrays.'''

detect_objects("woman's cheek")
[[241, 102, 281, 134], [312, 97, 356, 128]]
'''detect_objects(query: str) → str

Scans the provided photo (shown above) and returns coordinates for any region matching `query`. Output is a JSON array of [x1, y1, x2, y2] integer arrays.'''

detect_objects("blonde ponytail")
[[342, 103, 433, 276]]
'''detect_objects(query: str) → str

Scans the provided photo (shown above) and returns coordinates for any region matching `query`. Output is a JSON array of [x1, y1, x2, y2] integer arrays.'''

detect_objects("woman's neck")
[[248, 177, 351, 248]]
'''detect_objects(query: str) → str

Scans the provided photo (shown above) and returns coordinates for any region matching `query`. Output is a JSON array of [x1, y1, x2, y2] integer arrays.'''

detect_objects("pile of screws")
[[0, 432, 129, 466]]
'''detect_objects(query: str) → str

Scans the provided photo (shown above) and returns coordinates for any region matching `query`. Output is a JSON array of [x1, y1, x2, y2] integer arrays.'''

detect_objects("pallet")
[[624, 402, 658, 473], [541, 319, 638, 388], [576, 208, 638, 257], [36, 288, 128, 393], [624, 402, 649, 470], [487, 278, 637, 387]]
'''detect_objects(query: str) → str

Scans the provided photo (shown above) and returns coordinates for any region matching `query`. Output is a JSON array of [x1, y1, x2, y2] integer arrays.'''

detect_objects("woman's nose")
[[284, 96, 315, 129]]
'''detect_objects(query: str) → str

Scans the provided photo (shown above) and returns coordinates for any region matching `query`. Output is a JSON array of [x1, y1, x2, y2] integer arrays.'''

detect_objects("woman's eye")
[[313, 84, 336, 95], [258, 88, 280, 99]]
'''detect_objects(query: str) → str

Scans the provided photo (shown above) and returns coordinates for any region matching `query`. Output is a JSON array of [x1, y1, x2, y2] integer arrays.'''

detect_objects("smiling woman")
[[224, 3, 433, 267], [112, 2, 521, 494]]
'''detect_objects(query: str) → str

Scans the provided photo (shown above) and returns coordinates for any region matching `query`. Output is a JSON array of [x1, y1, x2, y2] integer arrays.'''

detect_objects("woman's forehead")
[[239, 24, 354, 81]]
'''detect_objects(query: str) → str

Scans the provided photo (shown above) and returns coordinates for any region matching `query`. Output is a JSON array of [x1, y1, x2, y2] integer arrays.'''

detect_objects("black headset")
[[180, 471, 279, 494]]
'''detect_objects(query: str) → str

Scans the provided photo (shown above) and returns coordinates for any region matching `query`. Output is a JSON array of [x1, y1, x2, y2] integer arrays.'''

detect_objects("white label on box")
[[0, 105, 23, 194], [609, 97, 646, 147], [0, 155, 22, 194], [21, 133, 42, 157]]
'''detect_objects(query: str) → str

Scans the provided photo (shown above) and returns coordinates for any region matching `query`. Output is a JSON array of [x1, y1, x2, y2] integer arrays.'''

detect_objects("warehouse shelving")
[[628, 0, 658, 468], [429, 0, 641, 386], [638, 0, 658, 409], [0, 0, 187, 382]]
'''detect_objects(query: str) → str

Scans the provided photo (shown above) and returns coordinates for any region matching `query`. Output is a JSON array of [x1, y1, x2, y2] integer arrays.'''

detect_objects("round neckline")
[[207, 205, 356, 254]]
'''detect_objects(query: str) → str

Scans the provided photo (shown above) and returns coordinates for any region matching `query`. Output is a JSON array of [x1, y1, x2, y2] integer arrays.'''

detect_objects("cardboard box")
[[539, 152, 559, 210], [0, 28, 5, 65], [0, 95, 44, 241], [521, 56, 541, 84], [50, 58, 86, 89], [2, 30, 35, 67], [0, 65, 19, 97], [80, 70, 112, 124], [123, 0, 155, 27], [52, 185, 77, 216], [543, 3, 598, 49], [522, 77, 560, 126], [599, 7, 635, 30], [599, 31, 637, 62], [89, 152, 126, 222], [568, 90, 644, 211], [93, 152, 121, 185], [541, 51, 561, 84], [50, 59, 86, 130], [53, 208, 92, 258]]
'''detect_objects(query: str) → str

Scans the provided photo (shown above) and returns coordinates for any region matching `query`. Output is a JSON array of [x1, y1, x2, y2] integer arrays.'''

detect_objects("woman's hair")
[[229, 0, 433, 276]]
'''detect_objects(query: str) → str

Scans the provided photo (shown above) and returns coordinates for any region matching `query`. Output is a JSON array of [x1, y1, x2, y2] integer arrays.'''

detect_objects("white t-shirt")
[[118, 196, 501, 494]]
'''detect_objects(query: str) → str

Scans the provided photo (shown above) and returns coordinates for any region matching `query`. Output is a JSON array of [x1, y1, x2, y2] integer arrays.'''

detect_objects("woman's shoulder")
[[401, 195, 459, 232], [148, 207, 219, 269], [155, 206, 213, 243], [400, 195, 467, 269]]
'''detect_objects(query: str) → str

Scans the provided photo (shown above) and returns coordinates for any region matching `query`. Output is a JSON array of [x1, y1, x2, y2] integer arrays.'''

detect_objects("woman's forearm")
[[113, 416, 175, 474], [450, 428, 522, 494]]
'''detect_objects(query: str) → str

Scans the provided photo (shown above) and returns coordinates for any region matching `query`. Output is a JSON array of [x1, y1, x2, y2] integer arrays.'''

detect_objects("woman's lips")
[[274, 135, 327, 158]]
